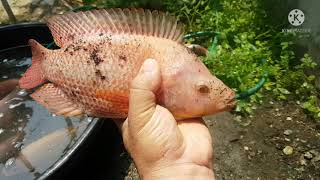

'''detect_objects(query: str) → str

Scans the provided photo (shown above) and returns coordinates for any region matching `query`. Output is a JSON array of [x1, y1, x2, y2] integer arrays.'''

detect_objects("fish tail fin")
[[19, 39, 47, 89]]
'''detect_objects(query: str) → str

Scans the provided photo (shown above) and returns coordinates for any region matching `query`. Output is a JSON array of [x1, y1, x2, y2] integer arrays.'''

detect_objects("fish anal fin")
[[31, 83, 83, 117], [46, 8, 185, 47]]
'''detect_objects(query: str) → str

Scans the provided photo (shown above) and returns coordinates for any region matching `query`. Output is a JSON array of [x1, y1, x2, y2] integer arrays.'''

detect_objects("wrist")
[[139, 162, 215, 180]]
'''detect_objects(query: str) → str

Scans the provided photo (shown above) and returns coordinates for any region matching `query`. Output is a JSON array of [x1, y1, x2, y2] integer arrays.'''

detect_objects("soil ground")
[[122, 98, 320, 180]]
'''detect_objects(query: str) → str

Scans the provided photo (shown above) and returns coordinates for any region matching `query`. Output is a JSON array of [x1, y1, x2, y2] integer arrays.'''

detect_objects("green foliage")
[[302, 96, 320, 119]]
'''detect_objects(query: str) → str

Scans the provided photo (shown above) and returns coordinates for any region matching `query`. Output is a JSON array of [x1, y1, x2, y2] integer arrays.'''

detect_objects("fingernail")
[[141, 59, 157, 73]]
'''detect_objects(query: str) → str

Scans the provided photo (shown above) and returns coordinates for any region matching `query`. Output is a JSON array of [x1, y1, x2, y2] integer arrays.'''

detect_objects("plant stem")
[[1, 0, 17, 23]]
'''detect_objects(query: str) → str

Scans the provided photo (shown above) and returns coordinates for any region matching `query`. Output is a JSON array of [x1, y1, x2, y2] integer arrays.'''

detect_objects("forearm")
[[139, 163, 215, 180]]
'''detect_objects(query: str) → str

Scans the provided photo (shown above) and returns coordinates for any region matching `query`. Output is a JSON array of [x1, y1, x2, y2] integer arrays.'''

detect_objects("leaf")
[[278, 88, 290, 95], [244, 106, 253, 114], [302, 102, 311, 109]]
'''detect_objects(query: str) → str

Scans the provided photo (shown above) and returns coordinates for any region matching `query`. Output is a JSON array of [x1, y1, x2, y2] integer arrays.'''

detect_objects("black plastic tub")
[[0, 23, 106, 180]]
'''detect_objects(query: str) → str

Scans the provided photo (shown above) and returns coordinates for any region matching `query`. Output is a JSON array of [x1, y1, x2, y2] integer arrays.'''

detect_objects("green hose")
[[183, 31, 268, 100], [235, 71, 268, 100]]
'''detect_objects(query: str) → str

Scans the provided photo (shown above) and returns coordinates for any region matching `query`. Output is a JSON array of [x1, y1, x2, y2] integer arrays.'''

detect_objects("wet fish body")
[[19, 9, 235, 119]]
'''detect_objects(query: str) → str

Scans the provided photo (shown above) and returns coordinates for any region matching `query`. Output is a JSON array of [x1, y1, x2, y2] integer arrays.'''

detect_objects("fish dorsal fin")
[[47, 8, 184, 47]]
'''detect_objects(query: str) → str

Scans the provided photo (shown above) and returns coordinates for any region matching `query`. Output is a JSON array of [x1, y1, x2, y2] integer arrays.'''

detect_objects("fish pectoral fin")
[[31, 83, 83, 117]]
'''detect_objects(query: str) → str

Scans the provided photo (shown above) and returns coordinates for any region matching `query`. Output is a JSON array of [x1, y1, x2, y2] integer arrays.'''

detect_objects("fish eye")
[[196, 82, 210, 94]]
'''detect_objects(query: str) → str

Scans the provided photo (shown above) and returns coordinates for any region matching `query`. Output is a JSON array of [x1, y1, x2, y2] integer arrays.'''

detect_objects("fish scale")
[[19, 8, 236, 119], [45, 36, 166, 117]]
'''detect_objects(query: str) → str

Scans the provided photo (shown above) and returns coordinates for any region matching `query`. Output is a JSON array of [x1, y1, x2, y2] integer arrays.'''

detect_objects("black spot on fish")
[[104, 35, 112, 43], [95, 69, 106, 80], [119, 55, 127, 62], [220, 88, 227, 95], [73, 46, 81, 51], [70, 91, 77, 97], [64, 45, 71, 52], [65, 44, 86, 53], [99, 33, 103, 36], [64, 44, 76, 54], [90, 49, 103, 65]]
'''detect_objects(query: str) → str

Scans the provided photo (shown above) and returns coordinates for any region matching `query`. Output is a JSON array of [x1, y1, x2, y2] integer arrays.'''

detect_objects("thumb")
[[128, 59, 161, 132]]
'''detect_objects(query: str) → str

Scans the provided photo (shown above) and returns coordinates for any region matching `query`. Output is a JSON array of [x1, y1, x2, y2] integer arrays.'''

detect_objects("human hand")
[[117, 59, 215, 180]]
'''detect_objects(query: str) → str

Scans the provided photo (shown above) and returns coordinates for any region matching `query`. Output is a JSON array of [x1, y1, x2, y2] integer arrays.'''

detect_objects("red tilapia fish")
[[19, 8, 236, 119]]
